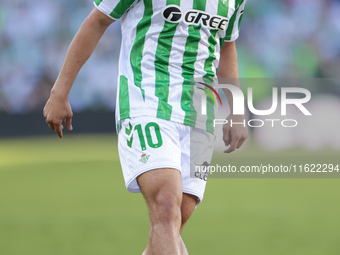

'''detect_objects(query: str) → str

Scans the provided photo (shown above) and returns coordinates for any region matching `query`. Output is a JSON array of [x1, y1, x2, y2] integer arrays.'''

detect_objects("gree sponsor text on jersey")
[[162, 5, 229, 31]]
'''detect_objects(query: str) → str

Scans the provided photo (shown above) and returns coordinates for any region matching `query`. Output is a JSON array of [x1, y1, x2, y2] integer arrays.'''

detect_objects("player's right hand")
[[43, 91, 73, 139]]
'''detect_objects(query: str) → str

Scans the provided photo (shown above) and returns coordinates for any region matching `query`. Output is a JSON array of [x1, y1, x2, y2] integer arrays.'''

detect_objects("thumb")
[[65, 117, 73, 131]]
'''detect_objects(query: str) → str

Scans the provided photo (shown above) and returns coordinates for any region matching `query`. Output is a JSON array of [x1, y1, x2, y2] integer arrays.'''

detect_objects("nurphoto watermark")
[[190, 78, 340, 179]]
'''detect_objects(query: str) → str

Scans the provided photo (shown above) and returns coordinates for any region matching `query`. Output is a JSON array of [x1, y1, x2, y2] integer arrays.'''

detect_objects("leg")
[[142, 192, 197, 255], [179, 193, 198, 255], [138, 168, 183, 255], [180, 193, 197, 233]]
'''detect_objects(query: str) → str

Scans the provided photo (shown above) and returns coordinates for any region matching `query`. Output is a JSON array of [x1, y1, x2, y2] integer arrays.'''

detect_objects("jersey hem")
[[93, 2, 118, 20], [224, 32, 240, 42]]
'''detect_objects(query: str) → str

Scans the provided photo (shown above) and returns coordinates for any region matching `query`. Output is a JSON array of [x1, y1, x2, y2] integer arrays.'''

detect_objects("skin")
[[217, 41, 248, 153], [138, 169, 195, 255], [43, 7, 248, 255], [43, 9, 114, 137]]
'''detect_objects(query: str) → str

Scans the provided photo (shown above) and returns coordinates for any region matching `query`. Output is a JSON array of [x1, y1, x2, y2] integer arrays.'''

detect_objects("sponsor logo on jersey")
[[162, 5, 182, 23], [139, 154, 150, 164], [162, 5, 229, 31]]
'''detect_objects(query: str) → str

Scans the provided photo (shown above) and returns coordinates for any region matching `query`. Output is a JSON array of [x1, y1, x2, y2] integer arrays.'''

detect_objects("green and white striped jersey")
[[94, 0, 246, 134]]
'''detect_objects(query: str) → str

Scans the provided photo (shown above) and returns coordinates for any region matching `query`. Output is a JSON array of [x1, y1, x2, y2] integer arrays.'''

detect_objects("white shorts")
[[117, 116, 215, 204]]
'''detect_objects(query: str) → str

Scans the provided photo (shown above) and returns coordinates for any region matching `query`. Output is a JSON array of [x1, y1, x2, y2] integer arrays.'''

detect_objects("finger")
[[43, 105, 47, 118], [54, 124, 63, 139], [48, 123, 55, 130], [65, 117, 73, 131], [46, 119, 55, 130], [224, 134, 231, 147], [223, 126, 231, 146], [224, 135, 240, 153], [236, 136, 246, 149]]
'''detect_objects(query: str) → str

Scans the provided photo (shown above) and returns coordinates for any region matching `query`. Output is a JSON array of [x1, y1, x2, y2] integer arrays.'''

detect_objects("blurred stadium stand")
[[0, 111, 116, 138], [0, 0, 340, 136]]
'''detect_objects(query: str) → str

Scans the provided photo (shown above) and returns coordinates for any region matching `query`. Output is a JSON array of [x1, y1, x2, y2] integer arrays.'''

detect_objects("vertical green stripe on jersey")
[[130, 0, 153, 101], [181, 0, 207, 126], [238, 13, 244, 30], [203, 32, 218, 80], [203, 33, 217, 134], [203, 0, 230, 133], [119, 75, 130, 119], [154, 0, 181, 120], [94, 0, 103, 6], [110, 0, 137, 19], [238, 1, 245, 30], [225, 1, 239, 40]]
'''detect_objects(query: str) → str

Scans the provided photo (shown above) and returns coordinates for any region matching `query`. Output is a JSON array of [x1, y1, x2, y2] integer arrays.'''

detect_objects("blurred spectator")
[[0, 0, 339, 114]]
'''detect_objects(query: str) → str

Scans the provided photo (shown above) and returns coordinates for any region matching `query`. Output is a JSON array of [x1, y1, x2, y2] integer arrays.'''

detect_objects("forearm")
[[52, 8, 114, 98], [217, 42, 248, 153], [217, 41, 240, 112]]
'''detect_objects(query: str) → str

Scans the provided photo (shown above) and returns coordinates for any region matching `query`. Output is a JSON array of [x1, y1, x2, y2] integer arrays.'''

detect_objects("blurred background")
[[1, 0, 340, 115], [1, 0, 340, 254]]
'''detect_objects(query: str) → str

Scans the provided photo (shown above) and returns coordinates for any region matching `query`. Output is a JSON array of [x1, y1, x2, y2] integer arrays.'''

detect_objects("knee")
[[150, 192, 182, 226]]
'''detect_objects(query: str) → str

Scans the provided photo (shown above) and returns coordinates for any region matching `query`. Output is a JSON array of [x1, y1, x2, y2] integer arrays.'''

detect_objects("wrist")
[[227, 112, 246, 121], [230, 115, 246, 120], [50, 87, 69, 100]]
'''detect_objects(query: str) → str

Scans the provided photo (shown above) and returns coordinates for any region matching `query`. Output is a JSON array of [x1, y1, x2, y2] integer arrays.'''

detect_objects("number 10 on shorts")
[[125, 122, 163, 151]]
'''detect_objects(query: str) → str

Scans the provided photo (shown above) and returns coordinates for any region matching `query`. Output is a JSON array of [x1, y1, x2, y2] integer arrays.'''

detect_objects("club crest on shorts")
[[139, 154, 150, 164]]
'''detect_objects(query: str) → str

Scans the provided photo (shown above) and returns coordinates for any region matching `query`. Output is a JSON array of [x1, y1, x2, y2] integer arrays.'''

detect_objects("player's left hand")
[[223, 115, 248, 153]]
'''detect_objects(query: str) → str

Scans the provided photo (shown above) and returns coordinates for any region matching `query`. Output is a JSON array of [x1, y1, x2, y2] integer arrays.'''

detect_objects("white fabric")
[[118, 116, 215, 204]]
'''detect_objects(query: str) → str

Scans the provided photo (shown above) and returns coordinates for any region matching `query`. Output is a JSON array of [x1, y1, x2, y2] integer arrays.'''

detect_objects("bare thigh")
[[137, 168, 183, 224], [137, 168, 198, 230]]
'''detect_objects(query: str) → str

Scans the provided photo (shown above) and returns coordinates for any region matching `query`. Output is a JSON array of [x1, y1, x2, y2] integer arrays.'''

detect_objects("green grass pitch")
[[0, 134, 339, 255]]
